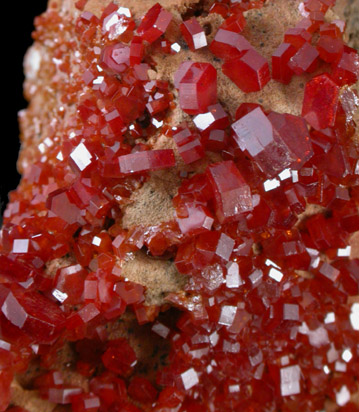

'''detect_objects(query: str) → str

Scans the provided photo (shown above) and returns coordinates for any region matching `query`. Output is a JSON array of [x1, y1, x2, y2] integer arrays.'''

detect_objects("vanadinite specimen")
[[2, 0, 359, 411]]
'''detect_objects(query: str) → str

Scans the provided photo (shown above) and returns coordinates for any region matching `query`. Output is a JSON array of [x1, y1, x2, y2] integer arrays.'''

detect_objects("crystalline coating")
[[302, 73, 340, 130], [3, 1, 359, 411], [136, 3, 172, 44], [222, 49, 270, 92], [180, 18, 207, 51], [206, 160, 253, 223], [177, 62, 217, 114]]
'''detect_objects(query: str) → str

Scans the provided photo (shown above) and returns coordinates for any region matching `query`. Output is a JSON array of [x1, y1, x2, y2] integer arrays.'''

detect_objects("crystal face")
[[222, 48, 270, 92], [2, 1, 359, 411], [206, 160, 253, 223], [232, 107, 313, 177], [136, 3, 172, 44], [180, 18, 207, 51], [176, 62, 217, 114], [301, 73, 340, 130]]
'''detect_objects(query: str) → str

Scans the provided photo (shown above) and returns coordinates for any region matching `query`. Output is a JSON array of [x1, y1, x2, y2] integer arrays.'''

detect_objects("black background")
[[1, 1, 48, 221]]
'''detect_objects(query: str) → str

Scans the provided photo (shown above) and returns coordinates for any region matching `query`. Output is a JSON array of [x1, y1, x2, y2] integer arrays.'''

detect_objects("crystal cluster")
[[1, 0, 359, 411]]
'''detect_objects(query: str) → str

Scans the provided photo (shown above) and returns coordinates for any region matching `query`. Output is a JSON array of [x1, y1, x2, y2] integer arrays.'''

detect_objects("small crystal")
[[151, 322, 170, 339], [177, 62, 217, 115], [283, 303, 299, 321], [350, 303, 359, 330], [226, 262, 243, 288], [136, 3, 172, 44], [302, 73, 339, 130], [222, 49, 270, 92], [218, 305, 237, 326], [180, 17, 207, 51], [280, 365, 301, 396], [335, 385, 351, 407], [206, 160, 253, 223], [12, 239, 30, 254], [268, 267, 283, 282], [341, 349, 353, 363], [180, 368, 199, 390], [324, 312, 335, 324]]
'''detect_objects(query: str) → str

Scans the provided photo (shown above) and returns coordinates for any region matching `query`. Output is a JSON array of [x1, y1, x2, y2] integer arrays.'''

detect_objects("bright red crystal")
[[136, 3, 172, 44], [71, 393, 101, 412], [206, 160, 253, 223], [220, 12, 246, 33], [284, 27, 312, 49], [102, 149, 176, 176], [232, 107, 313, 176], [192, 103, 230, 137], [0, 286, 65, 344], [272, 43, 297, 84], [180, 17, 207, 51], [288, 42, 319, 74], [100, 43, 130, 74], [316, 35, 344, 63], [222, 48, 270, 92], [332, 46, 359, 86], [302, 73, 339, 130], [209, 29, 252, 59], [176, 62, 217, 114], [173, 126, 205, 164]]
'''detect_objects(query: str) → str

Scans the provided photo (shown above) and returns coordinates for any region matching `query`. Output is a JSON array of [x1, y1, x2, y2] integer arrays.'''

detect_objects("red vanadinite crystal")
[[284, 27, 312, 49], [180, 17, 207, 51], [176, 62, 217, 114], [2, 0, 359, 411], [136, 3, 172, 44], [272, 43, 297, 84], [210, 29, 252, 59], [222, 48, 270, 92], [232, 107, 313, 176], [206, 160, 253, 223], [302, 73, 340, 130], [101, 339, 137, 377], [316, 35, 344, 63], [288, 42, 319, 74]]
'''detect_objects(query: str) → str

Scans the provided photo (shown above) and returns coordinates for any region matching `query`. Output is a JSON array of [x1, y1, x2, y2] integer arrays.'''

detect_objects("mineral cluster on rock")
[[1, 0, 359, 411]]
